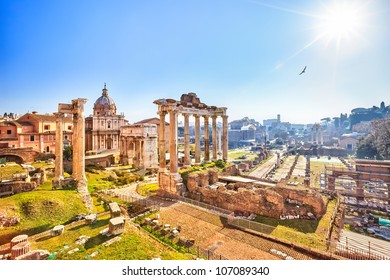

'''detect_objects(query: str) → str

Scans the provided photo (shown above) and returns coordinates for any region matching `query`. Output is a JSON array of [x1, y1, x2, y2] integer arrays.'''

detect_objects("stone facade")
[[0, 112, 73, 155], [119, 124, 158, 169], [85, 84, 126, 152]]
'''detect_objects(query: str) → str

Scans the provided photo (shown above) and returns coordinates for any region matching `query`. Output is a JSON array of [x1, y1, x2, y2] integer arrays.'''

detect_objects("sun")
[[316, 1, 367, 48]]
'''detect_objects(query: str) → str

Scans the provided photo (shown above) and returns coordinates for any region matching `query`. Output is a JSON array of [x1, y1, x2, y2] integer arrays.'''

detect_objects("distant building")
[[85, 84, 126, 152], [119, 123, 158, 169], [228, 117, 262, 148], [134, 117, 170, 153], [0, 112, 73, 152], [339, 132, 365, 153]]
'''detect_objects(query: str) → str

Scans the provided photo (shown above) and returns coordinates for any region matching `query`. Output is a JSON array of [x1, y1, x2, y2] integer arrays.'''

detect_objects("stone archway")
[[0, 154, 24, 164]]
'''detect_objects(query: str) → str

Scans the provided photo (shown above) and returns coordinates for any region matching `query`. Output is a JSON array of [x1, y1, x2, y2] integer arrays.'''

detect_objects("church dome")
[[93, 83, 117, 115]]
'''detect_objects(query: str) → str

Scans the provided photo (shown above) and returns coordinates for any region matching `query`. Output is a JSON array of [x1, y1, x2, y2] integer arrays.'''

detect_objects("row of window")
[[43, 125, 72, 130], [0, 130, 13, 135]]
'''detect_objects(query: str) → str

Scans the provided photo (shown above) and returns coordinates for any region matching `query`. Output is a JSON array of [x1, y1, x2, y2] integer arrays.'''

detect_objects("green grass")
[[254, 216, 318, 233], [31, 162, 54, 169], [253, 198, 337, 249], [137, 183, 158, 196], [86, 171, 115, 193], [30, 214, 192, 260], [0, 190, 88, 244], [0, 164, 26, 180]]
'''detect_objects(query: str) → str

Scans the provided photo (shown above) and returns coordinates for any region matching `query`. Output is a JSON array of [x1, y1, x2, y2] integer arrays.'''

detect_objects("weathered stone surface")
[[198, 172, 209, 187], [208, 169, 218, 184], [15, 250, 50, 260], [191, 185, 284, 218], [223, 165, 239, 176], [274, 186, 326, 217], [0, 181, 36, 197], [185, 170, 326, 219]]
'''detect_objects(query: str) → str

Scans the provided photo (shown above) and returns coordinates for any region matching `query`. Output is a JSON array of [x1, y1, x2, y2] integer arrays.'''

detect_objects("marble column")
[[203, 115, 210, 162], [54, 113, 64, 182], [169, 109, 178, 173], [194, 114, 201, 164], [158, 111, 167, 170], [183, 113, 191, 166], [72, 113, 79, 179], [72, 98, 88, 186], [211, 116, 217, 160], [222, 115, 228, 161]]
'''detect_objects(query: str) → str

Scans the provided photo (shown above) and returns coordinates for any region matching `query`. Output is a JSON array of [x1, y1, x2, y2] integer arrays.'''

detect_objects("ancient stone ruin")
[[154, 93, 228, 197], [185, 169, 326, 219], [52, 98, 93, 211]]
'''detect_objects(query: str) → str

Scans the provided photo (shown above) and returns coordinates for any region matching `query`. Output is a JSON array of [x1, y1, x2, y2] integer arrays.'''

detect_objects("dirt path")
[[157, 203, 280, 260]]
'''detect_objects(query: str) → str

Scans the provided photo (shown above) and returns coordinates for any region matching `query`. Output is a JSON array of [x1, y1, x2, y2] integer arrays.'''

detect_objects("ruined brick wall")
[[184, 169, 326, 219], [188, 186, 284, 218], [0, 181, 37, 196]]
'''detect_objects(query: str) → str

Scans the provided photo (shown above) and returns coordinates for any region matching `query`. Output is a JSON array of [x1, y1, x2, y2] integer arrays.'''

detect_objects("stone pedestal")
[[11, 242, 30, 260], [10, 235, 28, 250], [157, 171, 183, 197]]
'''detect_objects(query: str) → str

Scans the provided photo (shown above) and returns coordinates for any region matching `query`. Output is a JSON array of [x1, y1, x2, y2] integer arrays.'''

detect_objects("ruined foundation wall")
[[185, 169, 326, 219]]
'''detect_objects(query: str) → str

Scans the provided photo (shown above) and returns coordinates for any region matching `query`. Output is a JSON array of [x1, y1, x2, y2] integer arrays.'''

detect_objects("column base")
[[52, 177, 64, 189], [157, 171, 183, 197]]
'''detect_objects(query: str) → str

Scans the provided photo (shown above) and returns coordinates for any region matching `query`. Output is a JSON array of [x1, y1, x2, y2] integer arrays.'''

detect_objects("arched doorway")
[[106, 138, 113, 150], [1, 155, 24, 164]]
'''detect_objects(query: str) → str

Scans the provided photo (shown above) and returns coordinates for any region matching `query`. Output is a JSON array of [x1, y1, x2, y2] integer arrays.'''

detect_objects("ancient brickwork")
[[186, 169, 326, 219]]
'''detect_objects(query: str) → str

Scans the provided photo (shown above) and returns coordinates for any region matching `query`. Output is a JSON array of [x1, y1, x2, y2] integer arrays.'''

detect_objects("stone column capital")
[[157, 111, 167, 117]]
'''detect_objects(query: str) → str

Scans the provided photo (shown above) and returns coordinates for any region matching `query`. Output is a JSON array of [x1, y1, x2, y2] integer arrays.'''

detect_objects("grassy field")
[[0, 190, 88, 244], [310, 157, 344, 188], [0, 164, 26, 180], [228, 149, 257, 161], [254, 198, 337, 249], [137, 183, 158, 197], [29, 214, 193, 260]]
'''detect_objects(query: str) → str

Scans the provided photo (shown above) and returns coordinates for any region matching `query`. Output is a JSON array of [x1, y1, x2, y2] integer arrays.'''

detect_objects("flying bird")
[[299, 66, 307, 75]]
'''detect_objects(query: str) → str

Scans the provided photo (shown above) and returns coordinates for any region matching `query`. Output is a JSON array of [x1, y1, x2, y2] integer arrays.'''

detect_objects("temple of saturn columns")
[[52, 98, 93, 210], [154, 93, 228, 197]]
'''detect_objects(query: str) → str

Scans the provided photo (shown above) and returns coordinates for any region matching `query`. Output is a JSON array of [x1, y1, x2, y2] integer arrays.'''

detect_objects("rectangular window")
[[7, 130, 12, 135], [68, 126, 72, 130], [30, 135, 35, 141], [44, 125, 50, 130]]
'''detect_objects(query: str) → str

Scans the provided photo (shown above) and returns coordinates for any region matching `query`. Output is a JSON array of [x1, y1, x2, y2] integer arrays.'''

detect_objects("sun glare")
[[317, 1, 367, 48]]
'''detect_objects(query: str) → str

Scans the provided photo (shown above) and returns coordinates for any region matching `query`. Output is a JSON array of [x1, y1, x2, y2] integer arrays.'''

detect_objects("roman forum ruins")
[[311, 123, 324, 145], [52, 98, 92, 210], [119, 123, 158, 169], [154, 93, 228, 197]]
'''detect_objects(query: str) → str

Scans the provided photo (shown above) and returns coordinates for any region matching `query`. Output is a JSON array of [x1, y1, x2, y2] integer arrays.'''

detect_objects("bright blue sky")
[[1, 0, 389, 124]]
